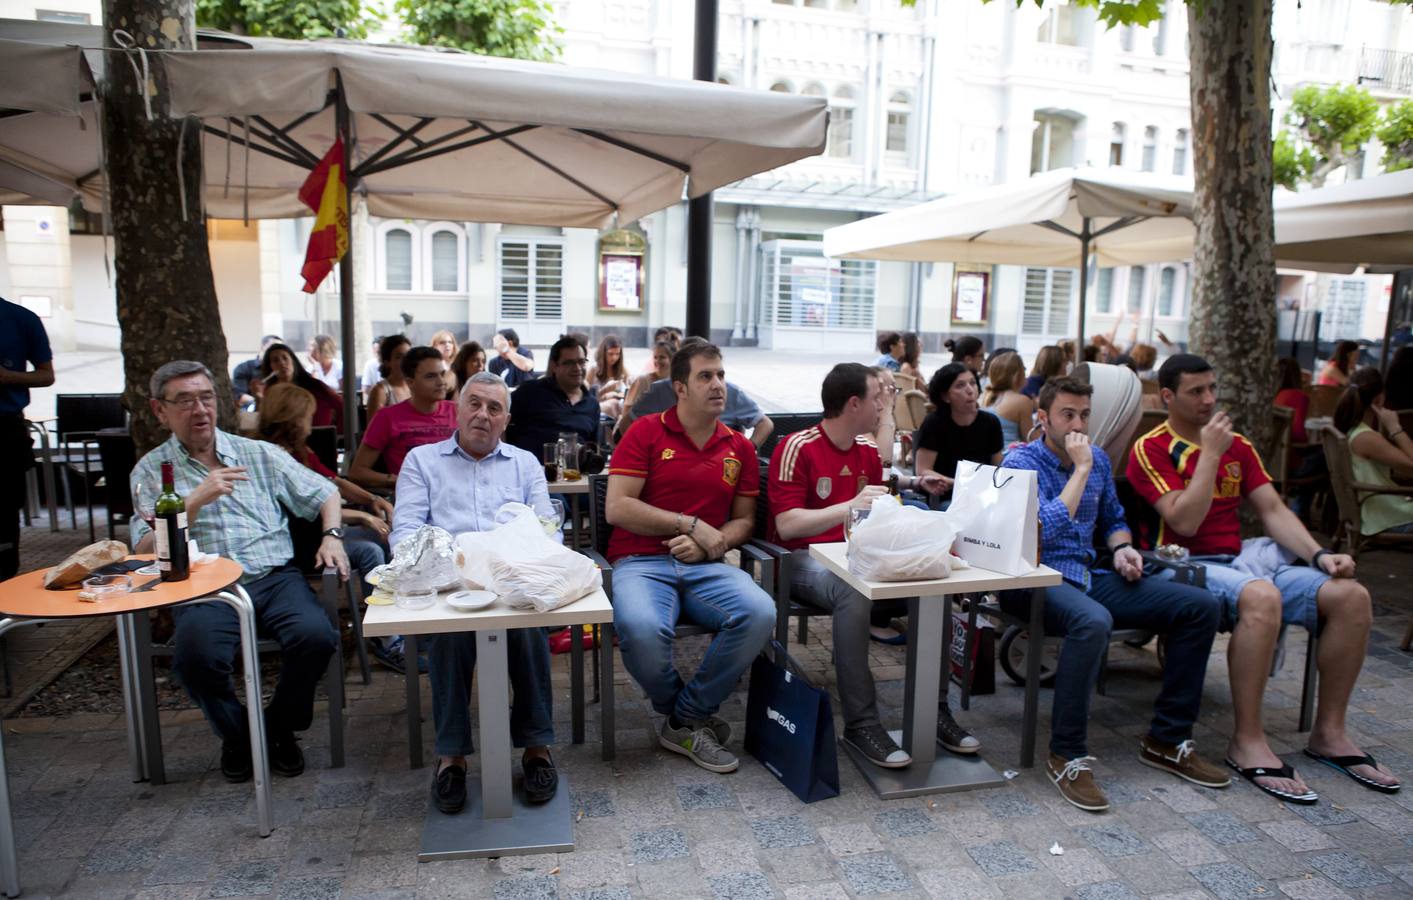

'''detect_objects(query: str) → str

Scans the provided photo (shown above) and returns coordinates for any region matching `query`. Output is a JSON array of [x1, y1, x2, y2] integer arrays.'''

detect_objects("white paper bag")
[[948, 462, 1039, 576]]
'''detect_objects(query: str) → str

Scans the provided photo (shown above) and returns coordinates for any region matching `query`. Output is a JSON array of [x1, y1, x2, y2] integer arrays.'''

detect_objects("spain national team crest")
[[815, 476, 832, 499], [1225, 461, 1242, 480], [723, 456, 742, 486]]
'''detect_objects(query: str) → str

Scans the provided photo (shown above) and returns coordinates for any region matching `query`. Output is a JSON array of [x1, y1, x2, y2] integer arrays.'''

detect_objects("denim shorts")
[[1150, 555, 1327, 634]]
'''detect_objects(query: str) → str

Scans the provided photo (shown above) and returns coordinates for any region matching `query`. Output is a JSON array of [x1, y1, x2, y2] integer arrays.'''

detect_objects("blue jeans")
[[427, 628, 554, 757], [611, 555, 775, 722], [1005, 572, 1221, 760], [171, 564, 338, 744]]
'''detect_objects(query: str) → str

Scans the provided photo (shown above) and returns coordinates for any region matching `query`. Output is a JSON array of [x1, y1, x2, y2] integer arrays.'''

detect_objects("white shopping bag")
[[847, 494, 966, 582], [948, 462, 1039, 576]]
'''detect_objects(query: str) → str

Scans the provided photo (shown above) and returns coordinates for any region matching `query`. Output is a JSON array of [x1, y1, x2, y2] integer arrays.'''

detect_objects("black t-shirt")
[[914, 410, 1004, 480]]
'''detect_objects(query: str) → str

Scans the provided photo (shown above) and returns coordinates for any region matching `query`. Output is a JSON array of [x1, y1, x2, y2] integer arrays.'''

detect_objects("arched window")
[[1095, 267, 1114, 314], [886, 91, 912, 156], [769, 80, 795, 93], [1036, 3, 1079, 45], [802, 82, 826, 97], [1127, 266, 1146, 313], [1110, 123, 1126, 167], [429, 228, 462, 292], [716, 75, 732, 86], [1031, 111, 1080, 174], [828, 85, 856, 159], [385, 228, 413, 291], [1172, 128, 1189, 175], [1141, 126, 1158, 172], [1157, 266, 1178, 317]]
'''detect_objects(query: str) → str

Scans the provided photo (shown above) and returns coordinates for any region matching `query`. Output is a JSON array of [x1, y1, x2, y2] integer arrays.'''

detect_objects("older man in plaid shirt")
[[130, 361, 349, 784], [1000, 377, 1225, 814]]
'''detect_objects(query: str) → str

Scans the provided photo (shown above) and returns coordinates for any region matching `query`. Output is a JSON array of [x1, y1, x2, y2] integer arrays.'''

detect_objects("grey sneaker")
[[660, 718, 739, 773], [704, 714, 731, 745], [843, 724, 912, 769], [937, 705, 981, 755]]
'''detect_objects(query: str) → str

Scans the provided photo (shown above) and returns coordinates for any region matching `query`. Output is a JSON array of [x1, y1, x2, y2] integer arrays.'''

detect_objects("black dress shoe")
[[221, 741, 253, 783], [269, 732, 305, 778], [523, 754, 558, 804], [433, 763, 467, 814]]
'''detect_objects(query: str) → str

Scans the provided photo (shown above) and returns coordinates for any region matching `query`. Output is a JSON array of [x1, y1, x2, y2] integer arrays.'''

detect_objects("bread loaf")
[[43, 540, 128, 589]]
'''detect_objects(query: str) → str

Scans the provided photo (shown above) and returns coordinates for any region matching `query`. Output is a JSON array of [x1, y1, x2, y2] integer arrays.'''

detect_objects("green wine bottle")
[[155, 460, 190, 582]]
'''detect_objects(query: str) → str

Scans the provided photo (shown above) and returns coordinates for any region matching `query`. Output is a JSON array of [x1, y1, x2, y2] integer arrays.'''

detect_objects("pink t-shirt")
[[361, 400, 456, 474]]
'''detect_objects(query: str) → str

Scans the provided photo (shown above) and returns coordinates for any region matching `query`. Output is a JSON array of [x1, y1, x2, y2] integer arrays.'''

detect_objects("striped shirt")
[[131, 431, 336, 583]]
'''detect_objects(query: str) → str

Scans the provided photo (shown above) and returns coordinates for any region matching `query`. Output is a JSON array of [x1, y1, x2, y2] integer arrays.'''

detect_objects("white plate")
[[445, 590, 496, 612]]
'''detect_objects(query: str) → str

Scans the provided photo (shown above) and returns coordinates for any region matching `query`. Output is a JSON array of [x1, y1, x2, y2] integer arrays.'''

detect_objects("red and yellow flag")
[[298, 139, 349, 293]]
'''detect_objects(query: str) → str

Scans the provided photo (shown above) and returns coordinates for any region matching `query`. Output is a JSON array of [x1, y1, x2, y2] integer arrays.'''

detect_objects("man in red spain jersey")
[[769, 363, 954, 769], [1127, 354, 1396, 803], [606, 340, 775, 774]]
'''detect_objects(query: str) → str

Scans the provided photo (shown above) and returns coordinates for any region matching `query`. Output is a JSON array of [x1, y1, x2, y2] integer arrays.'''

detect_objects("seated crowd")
[[130, 328, 1403, 815]]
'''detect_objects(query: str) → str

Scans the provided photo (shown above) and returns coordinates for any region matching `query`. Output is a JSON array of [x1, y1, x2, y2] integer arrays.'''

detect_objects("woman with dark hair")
[[1275, 357, 1311, 443], [588, 333, 630, 418], [1317, 340, 1361, 387], [913, 363, 1003, 494], [1022, 345, 1065, 398], [256, 341, 343, 430], [366, 334, 412, 418], [944, 336, 985, 374], [899, 333, 922, 382], [875, 332, 904, 371], [449, 341, 487, 397], [1385, 345, 1413, 410], [1334, 367, 1413, 536]]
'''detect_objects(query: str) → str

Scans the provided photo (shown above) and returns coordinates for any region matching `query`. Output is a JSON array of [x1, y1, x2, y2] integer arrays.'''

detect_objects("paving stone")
[[1183, 811, 1262, 846], [277, 875, 344, 900], [978, 791, 1040, 819], [631, 826, 690, 863], [868, 805, 934, 837], [1041, 846, 1116, 886], [1188, 862, 1274, 900], [492, 874, 560, 899], [696, 838, 763, 875], [761, 845, 835, 885], [837, 852, 911, 894], [142, 854, 214, 886], [314, 779, 373, 809], [817, 823, 884, 857], [572, 788, 617, 818], [349, 852, 419, 890], [568, 890, 633, 900], [782, 884, 850, 900], [1386, 861, 1413, 887], [965, 840, 1037, 877], [1257, 819, 1338, 852], [1306, 851, 1394, 889], [208, 859, 280, 898], [915, 866, 999, 899], [708, 871, 778, 899], [1150, 828, 1227, 866], [1077, 823, 1148, 858], [1277, 876, 1353, 900], [80, 838, 159, 875], [677, 781, 736, 811], [1073, 882, 1142, 900], [1149, 784, 1219, 813], [750, 814, 817, 849], [1282, 802, 1359, 826]]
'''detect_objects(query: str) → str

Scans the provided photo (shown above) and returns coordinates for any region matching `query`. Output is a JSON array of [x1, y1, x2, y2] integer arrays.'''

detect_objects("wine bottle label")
[[176, 511, 188, 530], [155, 521, 171, 570]]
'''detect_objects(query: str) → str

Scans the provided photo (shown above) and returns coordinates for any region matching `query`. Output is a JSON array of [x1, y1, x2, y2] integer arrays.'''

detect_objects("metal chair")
[[94, 428, 137, 541], [52, 393, 127, 540], [755, 412, 823, 462]]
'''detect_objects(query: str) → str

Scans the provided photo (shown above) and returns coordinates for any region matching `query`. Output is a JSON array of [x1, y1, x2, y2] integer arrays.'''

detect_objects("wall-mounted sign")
[[598, 228, 646, 313], [951, 265, 991, 325]]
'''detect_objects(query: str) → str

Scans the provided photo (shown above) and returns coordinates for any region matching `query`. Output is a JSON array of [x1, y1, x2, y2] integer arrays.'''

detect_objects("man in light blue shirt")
[[391, 372, 558, 815]]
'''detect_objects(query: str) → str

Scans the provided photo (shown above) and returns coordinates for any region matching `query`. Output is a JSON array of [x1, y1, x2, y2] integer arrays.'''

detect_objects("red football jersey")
[[768, 425, 883, 551], [1126, 421, 1272, 556]]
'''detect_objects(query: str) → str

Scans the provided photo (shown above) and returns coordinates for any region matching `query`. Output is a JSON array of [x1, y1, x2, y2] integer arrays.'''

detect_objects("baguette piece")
[[43, 540, 128, 589]]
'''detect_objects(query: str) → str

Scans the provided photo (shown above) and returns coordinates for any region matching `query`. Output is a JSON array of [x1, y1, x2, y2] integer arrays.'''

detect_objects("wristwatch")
[[322, 527, 345, 540]]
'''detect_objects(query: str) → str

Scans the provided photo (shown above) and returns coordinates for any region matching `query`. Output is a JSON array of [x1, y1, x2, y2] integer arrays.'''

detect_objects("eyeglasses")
[[159, 392, 218, 410], [558, 359, 589, 369]]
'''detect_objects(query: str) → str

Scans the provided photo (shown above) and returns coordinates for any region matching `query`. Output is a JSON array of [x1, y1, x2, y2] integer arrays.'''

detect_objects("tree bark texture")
[[103, 0, 234, 454], [1186, 0, 1277, 454]]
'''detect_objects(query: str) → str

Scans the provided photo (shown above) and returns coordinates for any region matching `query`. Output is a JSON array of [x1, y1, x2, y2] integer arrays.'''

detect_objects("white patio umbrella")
[[822, 167, 1195, 357], [0, 19, 828, 447]]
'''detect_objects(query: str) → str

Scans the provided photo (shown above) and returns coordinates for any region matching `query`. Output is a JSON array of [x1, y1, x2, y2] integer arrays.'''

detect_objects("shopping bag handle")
[[963, 460, 1016, 490], [767, 640, 817, 685]]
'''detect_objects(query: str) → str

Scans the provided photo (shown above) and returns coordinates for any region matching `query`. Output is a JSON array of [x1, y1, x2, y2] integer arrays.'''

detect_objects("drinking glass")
[[845, 506, 871, 541], [542, 442, 561, 482], [395, 586, 437, 611], [132, 478, 162, 575], [540, 498, 566, 538]]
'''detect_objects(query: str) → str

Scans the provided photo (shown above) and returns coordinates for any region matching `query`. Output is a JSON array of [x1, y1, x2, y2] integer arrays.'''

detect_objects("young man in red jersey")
[[769, 363, 953, 769], [605, 342, 775, 774], [1128, 354, 1397, 803]]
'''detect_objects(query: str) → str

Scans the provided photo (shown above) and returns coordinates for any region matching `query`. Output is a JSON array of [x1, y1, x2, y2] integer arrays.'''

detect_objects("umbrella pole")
[[336, 77, 359, 464], [1075, 218, 1092, 366], [686, 0, 719, 341]]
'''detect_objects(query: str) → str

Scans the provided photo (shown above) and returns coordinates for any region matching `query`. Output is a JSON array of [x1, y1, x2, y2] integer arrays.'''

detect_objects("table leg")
[[114, 614, 149, 783], [476, 629, 513, 819], [214, 589, 273, 838], [131, 612, 166, 785], [0, 619, 23, 897], [901, 596, 943, 766], [570, 626, 585, 745], [1022, 587, 1044, 769], [404, 634, 423, 770], [599, 623, 615, 762], [30, 426, 58, 534], [569, 495, 582, 550]]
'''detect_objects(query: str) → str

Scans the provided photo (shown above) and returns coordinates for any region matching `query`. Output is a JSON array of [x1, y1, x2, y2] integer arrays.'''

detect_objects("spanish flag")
[[298, 139, 349, 293]]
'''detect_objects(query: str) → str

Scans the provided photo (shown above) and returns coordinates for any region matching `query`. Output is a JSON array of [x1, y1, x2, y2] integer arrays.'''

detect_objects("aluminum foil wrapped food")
[[370, 525, 460, 594]]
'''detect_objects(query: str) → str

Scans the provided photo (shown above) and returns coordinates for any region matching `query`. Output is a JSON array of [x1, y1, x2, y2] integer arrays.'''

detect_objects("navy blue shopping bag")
[[743, 642, 840, 803]]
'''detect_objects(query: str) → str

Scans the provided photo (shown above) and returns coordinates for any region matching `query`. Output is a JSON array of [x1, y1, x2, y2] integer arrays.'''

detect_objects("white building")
[[1, 0, 1408, 366]]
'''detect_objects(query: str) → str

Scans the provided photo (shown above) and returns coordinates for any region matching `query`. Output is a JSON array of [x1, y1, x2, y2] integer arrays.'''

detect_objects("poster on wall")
[[598, 228, 647, 313], [952, 266, 990, 325]]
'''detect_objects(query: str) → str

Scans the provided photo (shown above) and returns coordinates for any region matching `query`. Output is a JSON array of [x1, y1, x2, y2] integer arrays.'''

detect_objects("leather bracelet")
[[1391, 429, 1407, 441], [688, 516, 699, 536], [675, 512, 683, 535], [1112, 541, 1133, 553], [1311, 548, 1332, 571]]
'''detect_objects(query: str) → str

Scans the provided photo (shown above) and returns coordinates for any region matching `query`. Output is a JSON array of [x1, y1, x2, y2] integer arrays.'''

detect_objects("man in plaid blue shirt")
[[131, 361, 349, 784], [1001, 377, 1225, 813]]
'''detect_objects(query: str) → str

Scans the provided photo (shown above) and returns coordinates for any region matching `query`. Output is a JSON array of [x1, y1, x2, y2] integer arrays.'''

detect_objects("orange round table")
[[0, 555, 274, 900]]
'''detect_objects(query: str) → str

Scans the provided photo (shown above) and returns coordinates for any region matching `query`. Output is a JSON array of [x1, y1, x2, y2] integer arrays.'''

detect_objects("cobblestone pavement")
[[1, 546, 1411, 899]]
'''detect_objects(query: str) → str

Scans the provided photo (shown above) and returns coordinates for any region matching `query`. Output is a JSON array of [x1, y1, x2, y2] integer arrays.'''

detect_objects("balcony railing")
[[1357, 46, 1413, 95]]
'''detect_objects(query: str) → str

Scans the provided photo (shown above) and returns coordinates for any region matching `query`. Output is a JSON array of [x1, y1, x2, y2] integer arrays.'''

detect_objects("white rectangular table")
[[808, 543, 1061, 798], [363, 588, 614, 861]]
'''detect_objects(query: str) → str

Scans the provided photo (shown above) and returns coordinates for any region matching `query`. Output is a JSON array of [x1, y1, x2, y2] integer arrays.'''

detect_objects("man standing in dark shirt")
[[488, 328, 536, 388], [505, 336, 600, 455], [0, 298, 54, 578]]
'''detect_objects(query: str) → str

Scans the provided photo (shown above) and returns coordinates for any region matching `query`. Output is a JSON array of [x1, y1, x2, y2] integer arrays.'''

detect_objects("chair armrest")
[[1137, 550, 1207, 589], [750, 538, 790, 560], [318, 565, 342, 627], [737, 542, 776, 599], [1353, 482, 1413, 497], [580, 549, 613, 594]]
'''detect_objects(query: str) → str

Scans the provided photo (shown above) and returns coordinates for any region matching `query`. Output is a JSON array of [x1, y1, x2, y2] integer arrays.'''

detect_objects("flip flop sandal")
[[1303, 749, 1402, 794], [1224, 758, 1318, 805]]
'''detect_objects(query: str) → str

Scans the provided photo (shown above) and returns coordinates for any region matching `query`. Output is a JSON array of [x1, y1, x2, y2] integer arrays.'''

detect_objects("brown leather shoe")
[[1139, 736, 1231, 789], [1047, 753, 1110, 812]]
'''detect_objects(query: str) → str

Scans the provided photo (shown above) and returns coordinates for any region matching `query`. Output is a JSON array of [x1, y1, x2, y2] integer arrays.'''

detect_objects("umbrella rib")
[[1037, 220, 1080, 239], [572, 129, 690, 174], [227, 116, 320, 168], [201, 123, 308, 169], [357, 117, 440, 173], [354, 122, 483, 176], [1091, 216, 1147, 237], [356, 124, 540, 177], [500, 136, 617, 210], [368, 113, 433, 150], [250, 114, 322, 167]]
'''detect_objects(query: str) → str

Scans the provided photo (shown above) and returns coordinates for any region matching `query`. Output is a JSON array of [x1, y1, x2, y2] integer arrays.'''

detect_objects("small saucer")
[[446, 590, 496, 612]]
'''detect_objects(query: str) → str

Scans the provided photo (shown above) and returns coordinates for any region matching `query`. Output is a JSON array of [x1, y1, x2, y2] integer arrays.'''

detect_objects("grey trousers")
[[790, 551, 880, 731]]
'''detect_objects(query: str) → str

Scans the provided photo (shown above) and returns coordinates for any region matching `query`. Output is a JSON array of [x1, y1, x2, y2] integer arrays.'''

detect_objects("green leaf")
[[1377, 99, 1413, 173]]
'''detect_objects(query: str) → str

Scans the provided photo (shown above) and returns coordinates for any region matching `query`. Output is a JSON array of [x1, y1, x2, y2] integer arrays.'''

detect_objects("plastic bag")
[[847, 494, 966, 582], [455, 503, 602, 612]]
